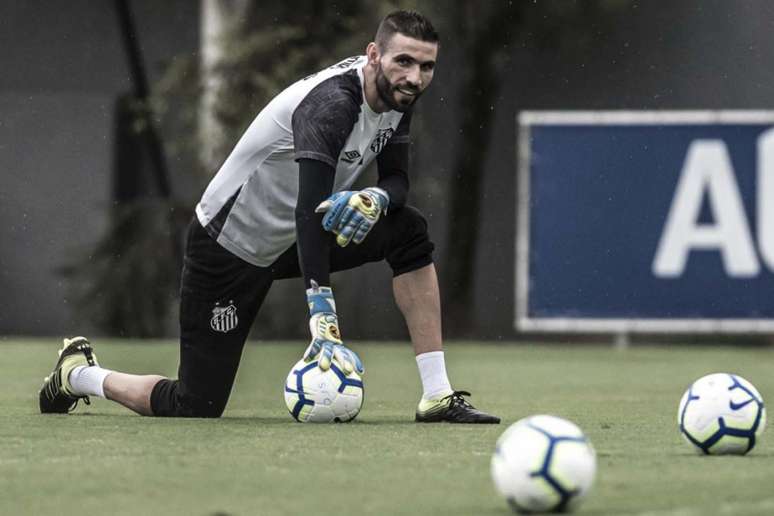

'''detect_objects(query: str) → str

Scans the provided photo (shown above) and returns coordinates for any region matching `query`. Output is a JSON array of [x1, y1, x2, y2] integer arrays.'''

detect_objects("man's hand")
[[304, 313, 364, 375], [315, 187, 389, 247], [303, 282, 364, 375]]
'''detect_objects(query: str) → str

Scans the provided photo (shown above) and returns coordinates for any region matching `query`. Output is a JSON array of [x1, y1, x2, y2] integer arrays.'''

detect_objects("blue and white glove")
[[315, 187, 389, 247], [303, 281, 364, 375]]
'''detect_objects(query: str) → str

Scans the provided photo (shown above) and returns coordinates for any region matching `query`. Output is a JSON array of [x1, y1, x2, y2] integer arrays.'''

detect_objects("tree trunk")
[[199, 0, 253, 175]]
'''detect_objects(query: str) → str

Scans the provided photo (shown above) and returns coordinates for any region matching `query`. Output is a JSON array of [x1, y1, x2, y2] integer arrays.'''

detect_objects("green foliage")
[[151, 55, 202, 174], [62, 200, 183, 337], [71, 1, 637, 338], [75, 2, 405, 338], [156, 1, 395, 173]]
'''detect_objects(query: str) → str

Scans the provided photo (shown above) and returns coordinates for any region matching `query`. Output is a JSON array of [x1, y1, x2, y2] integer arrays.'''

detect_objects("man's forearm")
[[377, 173, 409, 209], [376, 142, 410, 209], [295, 158, 336, 288]]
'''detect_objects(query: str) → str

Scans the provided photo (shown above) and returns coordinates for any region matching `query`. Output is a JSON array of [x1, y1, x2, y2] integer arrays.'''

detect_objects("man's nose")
[[405, 66, 422, 88]]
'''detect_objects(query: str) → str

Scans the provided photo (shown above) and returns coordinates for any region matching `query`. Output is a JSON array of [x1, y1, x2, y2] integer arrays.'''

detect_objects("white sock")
[[68, 366, 112, 398], [415, 351, 453, 400]]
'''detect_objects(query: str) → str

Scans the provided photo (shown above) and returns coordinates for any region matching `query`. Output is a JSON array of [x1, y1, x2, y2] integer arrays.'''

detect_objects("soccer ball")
[[678, 373, 766, 455], [284, 358, 364, 423], [491, 415, 596, 513]]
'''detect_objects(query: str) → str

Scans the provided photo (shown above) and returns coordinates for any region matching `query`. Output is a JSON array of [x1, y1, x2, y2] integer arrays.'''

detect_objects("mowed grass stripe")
[[1, 339, 772, 515]]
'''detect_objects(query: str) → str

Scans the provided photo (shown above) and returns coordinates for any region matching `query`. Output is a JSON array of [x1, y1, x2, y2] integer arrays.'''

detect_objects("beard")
[[375, 64, 422, 113]]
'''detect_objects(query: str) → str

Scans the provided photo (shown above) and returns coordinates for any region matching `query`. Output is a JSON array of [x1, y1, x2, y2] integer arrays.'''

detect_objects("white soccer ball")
[[284, 358, 364, 423], [678, 373, 766, 455], [491, 415, 596, 513]]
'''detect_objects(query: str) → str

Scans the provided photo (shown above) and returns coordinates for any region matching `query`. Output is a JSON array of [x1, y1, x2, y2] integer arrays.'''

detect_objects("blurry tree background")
[[156, 0, 630, 339], [5, 0, 774, 339], [106, 0, 630, 339]]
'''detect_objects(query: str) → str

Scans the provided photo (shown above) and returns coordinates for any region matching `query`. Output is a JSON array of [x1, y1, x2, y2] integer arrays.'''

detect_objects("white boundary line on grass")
[[628, 497, 774, 516]]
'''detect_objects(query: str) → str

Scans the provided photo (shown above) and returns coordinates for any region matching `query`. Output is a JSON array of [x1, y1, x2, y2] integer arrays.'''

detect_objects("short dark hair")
[[375, 10, 439, 52]]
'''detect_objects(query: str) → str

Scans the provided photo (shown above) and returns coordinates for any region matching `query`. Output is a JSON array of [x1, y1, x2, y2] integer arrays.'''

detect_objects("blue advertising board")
[[516, 111, 774, 333]]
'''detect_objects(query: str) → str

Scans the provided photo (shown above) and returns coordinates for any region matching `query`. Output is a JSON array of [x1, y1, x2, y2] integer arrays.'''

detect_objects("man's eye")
[[397, 58, 411, 66]]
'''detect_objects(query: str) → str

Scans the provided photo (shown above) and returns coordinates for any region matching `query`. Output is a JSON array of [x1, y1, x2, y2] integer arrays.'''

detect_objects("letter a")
[[758, 128, 774, 270], [653, 140, 759, 277]]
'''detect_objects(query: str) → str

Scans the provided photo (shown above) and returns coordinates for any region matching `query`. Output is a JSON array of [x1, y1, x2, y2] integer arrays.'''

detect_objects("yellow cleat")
[[39, 337, 98, 413]]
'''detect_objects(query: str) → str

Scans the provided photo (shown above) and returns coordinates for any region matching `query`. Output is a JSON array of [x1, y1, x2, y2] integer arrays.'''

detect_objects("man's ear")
[[366, 42, 380, 66]]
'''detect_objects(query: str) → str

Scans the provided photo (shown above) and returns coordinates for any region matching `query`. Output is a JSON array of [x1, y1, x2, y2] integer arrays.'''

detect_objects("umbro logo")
[[341, 150, 361, 164]]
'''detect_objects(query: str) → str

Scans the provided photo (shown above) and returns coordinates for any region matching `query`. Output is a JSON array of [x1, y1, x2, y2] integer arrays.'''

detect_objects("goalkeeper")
[[39, 10, 499, 424]]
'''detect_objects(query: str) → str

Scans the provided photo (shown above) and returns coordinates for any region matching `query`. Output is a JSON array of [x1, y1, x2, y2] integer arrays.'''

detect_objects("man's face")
[[373, 33, 438, 112]]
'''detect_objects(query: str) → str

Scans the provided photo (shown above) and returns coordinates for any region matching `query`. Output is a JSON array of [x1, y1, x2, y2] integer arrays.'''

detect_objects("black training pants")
[[150, 207, 434, 417]]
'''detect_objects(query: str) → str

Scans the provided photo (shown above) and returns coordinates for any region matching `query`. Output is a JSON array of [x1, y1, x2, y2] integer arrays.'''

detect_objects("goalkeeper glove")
[[315, 187, 389, 247], [302, 281, 364, 375]]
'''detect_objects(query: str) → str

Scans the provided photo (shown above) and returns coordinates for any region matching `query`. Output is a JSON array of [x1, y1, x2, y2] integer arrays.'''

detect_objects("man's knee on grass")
[[150, 379, 228, 418]]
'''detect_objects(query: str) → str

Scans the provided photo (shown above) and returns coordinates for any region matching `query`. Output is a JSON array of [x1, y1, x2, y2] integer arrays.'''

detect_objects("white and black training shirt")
[[195, 55, 411, 267]]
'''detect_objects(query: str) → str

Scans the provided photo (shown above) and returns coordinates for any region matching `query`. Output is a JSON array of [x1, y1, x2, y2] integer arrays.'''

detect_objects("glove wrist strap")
[[306, 279, 336, 316], [364, 187, 390, 214]]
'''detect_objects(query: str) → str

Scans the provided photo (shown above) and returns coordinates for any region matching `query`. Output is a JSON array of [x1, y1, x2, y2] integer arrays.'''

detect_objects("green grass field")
[[2, 338, 773, 516]]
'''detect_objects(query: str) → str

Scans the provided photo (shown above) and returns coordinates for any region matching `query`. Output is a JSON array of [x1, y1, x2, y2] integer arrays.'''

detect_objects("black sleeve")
[[376, 112, 411, 209], [292, 74, 361, 168], [295, 159, 336, 289]]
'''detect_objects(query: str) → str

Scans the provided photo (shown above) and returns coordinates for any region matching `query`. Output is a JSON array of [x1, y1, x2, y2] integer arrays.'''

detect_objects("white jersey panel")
[[195, 56, 405, 266]]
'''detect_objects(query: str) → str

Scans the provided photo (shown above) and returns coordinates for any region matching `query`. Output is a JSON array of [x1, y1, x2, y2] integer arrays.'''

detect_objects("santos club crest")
[[370, 128, 394, 154], [210, 303, 238, 333]]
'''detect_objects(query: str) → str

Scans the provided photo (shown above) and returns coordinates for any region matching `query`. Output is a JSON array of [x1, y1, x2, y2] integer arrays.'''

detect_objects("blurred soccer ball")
[[491, 415, 596, 513], [678, 373, 766, 455], [284, 358, 363, 423]]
